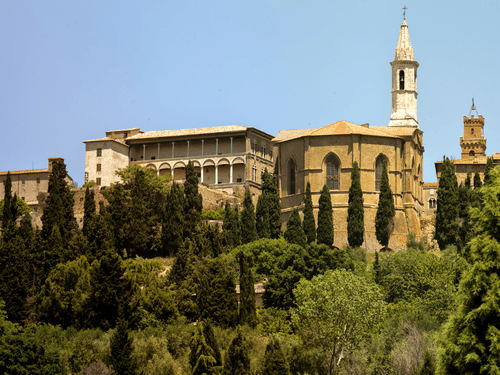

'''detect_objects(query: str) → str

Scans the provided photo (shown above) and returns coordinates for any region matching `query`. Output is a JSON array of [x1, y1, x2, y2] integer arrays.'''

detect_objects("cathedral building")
[[273, 19, 424, 251]]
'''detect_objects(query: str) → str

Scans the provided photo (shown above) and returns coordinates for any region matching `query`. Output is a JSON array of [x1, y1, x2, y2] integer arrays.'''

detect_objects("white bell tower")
[[388, 14, 419, 127]]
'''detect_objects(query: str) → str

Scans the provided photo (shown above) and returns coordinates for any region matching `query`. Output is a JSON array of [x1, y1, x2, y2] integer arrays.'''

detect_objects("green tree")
[[161, 182, 185, 256], [196, 259, 238, 328], [373, 251, 381, 284], [41, 159, 77, 244], [375, 161, 395, 251], [284, 208, 306, 248], [347, 161, 364, 248], [256, 170, 282, 239], [109, 307, 137, 375], [241, 188, 257, 244], [255, 192, 270, 239], [437, 169, 500, 374], [38, 256, 92, 327], [464, 173, 471, 190], [419, 351, 436, 375], [1, 172, 14, 234], [83, 187, 96, 237], [292, 269, 386, 375], [473, 170, 482, 189], [184, 161, 203, 238], [223, 201, 240, 249], [484, 157, 494, 186], [457, 181, 472, 252], [261, 339, 291, 375], [434, 158, 459, 250], [239, 253, 257, 328], [189, 323, 219, 375], [203, 321, 222, 366], [303, 181, 316, 244], [317, 185, 333, 247], [222, 327, 254, 375]]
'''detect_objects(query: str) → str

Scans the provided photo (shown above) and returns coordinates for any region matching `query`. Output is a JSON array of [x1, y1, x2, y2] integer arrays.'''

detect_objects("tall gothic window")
[[429, 198, 436, 209], [399, 70, 405, 90], [325, 154, 340, 190], [375, 155, 387, 191], [288, 158, 296, 195]]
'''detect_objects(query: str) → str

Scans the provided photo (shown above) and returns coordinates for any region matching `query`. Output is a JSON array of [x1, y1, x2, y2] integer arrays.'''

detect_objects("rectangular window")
[[261, 145, 265, 158], [22, 179, 25, 185], [252, 140, 256, 155], [34, 207, 38, 214], [96, 178, 101, 186], [151, 156, 156, 160], [269, 149, 273, 161], [97, 148, 102, 157], [97, 164, 101, 172], [21, 197, 25, 201], [37, 177, 40, 184], [237, 178, 242, 183]]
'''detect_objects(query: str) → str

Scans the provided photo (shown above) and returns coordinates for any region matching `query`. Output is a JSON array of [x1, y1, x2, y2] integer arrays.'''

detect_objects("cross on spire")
[[403, 5, 407, 20]]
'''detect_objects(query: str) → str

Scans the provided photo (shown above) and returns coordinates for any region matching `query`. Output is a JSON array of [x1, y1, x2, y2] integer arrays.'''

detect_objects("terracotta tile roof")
[[0, 169, 48, 176], [274, 121, 402, 143], [126, 125, 249, 140], [371, 126, 418, 136], [423, 182, 438, 187]]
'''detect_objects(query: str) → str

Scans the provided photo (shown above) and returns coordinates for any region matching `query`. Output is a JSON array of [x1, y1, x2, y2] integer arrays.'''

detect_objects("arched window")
[[325, 154, 340, 190], [469, 150, 475, 157], [375, 155, 387, 191], [288, 158, 296, 195], [429, 198, 436, 209], [399, 70, 405, 90]]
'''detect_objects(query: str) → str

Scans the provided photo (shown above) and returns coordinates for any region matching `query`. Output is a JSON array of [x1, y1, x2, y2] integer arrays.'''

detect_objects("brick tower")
[[460, 101, 486, 160]]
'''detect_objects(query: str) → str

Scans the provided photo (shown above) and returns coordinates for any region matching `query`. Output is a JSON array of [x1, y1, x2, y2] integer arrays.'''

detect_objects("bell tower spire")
[[388, 15, 419, 127]]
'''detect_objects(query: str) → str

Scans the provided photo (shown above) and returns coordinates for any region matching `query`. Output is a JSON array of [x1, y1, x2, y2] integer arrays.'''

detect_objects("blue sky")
[[2, 1, 500, 186]]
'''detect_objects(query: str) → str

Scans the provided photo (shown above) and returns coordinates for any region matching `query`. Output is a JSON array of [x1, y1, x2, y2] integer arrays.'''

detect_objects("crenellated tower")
[[388, 19, 419, 127], [460, 101, 486, 160]]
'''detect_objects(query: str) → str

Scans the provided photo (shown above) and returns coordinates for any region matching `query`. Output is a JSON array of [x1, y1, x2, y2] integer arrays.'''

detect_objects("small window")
[[124, 133, 128, 138], [37, 177, 40, 184], [261, 145, 266, 158], [34, 207, 38, 214], [237, 178, 242, 183], [97, 148, 102, 157], [471, 128, 474, 135], [252, 140, 257, 155], [399, 70, 405, 90], [22, 179, 25, 185], [96, 178, 101, 186], [288, 159, 296, 194], [151, 156, 156, 160], [252, 164, 257, 182], [21, 197, 25, 201], [270, 149, 273, 161], [429, 198, 437, 209], [130, 158, 134, 162], [469, 150, 475, 157], [97, 164, 101, 172]]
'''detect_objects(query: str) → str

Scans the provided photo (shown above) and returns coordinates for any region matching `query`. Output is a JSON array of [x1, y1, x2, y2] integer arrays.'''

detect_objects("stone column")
[[230, 163, 233, 183], [215, 164, 218, 184], [230, 137, 233, 154], [157, 143, 160, 160], [201, 165, 204, 183], [216, 138, 219, 155], [143, 145, 146, 160], [172, 142, 175, 159], [201, 139, 204, 156], [187, 141, 190, 157]]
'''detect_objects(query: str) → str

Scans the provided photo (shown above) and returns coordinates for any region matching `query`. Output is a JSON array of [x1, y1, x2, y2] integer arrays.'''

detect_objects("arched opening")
[[288, 158, 296, 195], [375, 155, 388, 191], [325, 154, 340, 190], [469, 150, 475, 157], [399, 70, 405, 90], [429, 198, 436, 209]]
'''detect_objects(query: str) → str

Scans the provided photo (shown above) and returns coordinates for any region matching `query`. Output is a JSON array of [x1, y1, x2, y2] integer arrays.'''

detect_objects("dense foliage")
[[347, 161, 364, 248]]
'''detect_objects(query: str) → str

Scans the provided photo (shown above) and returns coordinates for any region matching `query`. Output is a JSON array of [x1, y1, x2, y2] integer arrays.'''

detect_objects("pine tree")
[[18, 213, 34, 250], [317, 185, 333, 247], [437, 168, 500, 373], [162, 182, 185, 256], [239, 253, 257, 328], [196, 259, 238, 328], [474, 171, 482, 189], [222, 327, 254, 375], [184, 161, 203, 238], [375, 161, 395, 251], [484, 157, 494, 186], [41, 159, 76, 244], [434, 158, 459, 250], [464, 174, 471, 190], [189, 325, 218, 375], [284, 208, 306, 248], [202, 321, 222, 366], [261, 339, 291, 375], [109, 307, 137, 375], [302, 181, 316, 244], [83, 187, 96, 237], [241, 188, 257, 244], [347, 161, 364, 248], [85, 207, 115, 263]]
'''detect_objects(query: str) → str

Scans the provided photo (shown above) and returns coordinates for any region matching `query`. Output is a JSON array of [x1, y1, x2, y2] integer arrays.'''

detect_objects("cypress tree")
[[484, 157, 494, 186], [302, 181, 316, 244], [162, 182, 185, 256], [373, 251, 381, 285], [474, 171, 482, 189], [241, 188, 257, 244], [457, 182, 472, 253], [85, 206, 115, 262], [375, 161, 395, 251], [18, 213, 34, 250], [434, 158, 459, 250], [347, 161, 364, 248], [41, 159, 76, 244], [222, 327, 254, 375], [317, 185, 334, 247], [259, 170, 282, 239], [203, 321, 222, 366], [184, 161, 203, 238], [261, 339, 291, 375], [464, 174, 471, 190], [223, 201, 239, 248], [239, 253, 257, 328], [44, 225, 67, 279], [109, 307, 137, 375], [284, 208, 306, 248], [255, 193, 270, 239], [83, 187, 96, 237], [128, 168, 153, 257], [1, 172, 14, 235], [197, 259, 238, 328]]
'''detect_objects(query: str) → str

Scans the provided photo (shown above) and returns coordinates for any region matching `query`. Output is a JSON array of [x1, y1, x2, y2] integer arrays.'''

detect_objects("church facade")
[[273, 20, 424, 251]]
